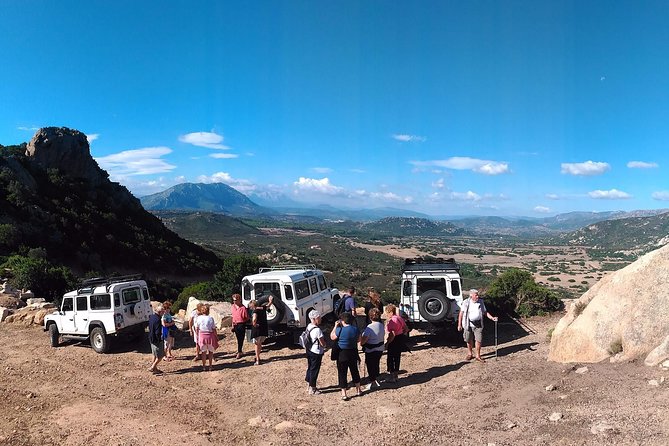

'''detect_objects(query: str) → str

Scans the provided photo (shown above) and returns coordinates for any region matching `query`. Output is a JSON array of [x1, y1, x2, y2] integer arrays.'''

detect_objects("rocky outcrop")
[[185, 296, 232, 330], [3, 302, 56, 326], [25, 127, 108, 186], [549, 243, 669, 365]]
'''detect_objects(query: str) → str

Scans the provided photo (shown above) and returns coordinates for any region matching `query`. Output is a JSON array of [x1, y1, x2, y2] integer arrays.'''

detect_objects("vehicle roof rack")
[[258, 264, 317, 273], [78, 274, 144, 292], [401, 257, 460, 272]]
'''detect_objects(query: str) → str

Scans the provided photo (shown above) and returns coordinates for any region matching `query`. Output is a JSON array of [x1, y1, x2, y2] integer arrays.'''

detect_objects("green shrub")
[[573, 301, 587, 316], [608, 339, 623, 355]]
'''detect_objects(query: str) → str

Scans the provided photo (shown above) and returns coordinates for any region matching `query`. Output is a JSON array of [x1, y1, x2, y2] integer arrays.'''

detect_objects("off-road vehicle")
[[44, 275, 152, 353], [241, 265, 339, 335], [399, 257, 463, 329]]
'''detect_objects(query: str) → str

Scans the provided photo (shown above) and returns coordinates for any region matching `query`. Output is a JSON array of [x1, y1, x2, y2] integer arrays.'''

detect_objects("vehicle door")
[[74, 295, 90, 334], [60, 297, 76, 333], [316, 274, 333, 314], [120, 286, 142, 324], [294, 279, 312, 325], [307, 276, 322, 314]]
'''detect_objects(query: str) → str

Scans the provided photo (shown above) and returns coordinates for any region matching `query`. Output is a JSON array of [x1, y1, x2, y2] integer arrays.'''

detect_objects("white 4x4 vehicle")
[[241, 265, 339, 333], [44, 275, 152, 353], [399, 257, 463, 329]]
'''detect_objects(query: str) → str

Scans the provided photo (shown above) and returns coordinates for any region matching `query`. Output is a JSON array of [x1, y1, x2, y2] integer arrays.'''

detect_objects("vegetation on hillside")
[[485, 268, 562, 317]]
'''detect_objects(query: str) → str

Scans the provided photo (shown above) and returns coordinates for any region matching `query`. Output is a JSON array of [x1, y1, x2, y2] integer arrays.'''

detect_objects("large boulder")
[[25, 127, 108, 186], [549, 243, 669, 364]]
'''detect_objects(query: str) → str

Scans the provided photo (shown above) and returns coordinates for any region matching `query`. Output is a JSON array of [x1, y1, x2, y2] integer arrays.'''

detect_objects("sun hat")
[[308, 309, 321, 320]]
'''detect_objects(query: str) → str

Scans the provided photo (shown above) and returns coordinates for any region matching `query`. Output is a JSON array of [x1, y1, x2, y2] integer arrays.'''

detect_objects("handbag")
[[330, 327, 342, 361]]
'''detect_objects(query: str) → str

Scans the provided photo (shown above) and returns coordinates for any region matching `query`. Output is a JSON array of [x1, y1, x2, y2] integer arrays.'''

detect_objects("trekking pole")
[[495, 319, 498, 361]]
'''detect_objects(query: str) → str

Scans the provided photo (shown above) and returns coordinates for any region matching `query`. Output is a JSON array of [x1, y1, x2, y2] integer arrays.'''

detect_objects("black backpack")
[[334, 295, 350, 316]]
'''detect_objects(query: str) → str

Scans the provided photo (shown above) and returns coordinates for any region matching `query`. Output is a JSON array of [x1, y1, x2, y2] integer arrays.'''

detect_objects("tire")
[[417, 290, 451, 323], [257, 295, 285, 327], [48, 324, 60, 347], [90, 326, 111, 353]]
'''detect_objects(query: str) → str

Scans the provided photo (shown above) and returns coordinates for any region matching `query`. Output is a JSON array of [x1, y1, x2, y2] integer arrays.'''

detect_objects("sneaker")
[[363, 383, 373, 392], [341, 395, 349, 401], [308, 387, 321, 395], [254, 361, 260, 366]]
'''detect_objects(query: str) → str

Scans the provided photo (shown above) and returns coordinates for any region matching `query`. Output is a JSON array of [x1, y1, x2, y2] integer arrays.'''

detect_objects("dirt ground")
[[1, 314, 667, 446]]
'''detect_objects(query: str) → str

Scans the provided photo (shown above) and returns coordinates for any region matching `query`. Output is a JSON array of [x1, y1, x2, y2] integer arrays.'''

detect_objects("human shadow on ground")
[[406, 314, 538, 353], [481, 341, 538, 359]]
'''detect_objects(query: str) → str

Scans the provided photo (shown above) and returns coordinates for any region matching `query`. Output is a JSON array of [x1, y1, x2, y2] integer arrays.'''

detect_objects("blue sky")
[[2, 1, 669, 216]]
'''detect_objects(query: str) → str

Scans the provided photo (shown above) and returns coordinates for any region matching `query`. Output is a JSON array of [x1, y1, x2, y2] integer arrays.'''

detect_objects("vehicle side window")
[[122, 288, 141, 304], [62, 297, 74, 312], [90, 294, 112, 310], [402, 280, 412, 296], [309, 277, 318, 293], [114, 293, 120, 308], [243, 282, 251, 301], [284, 285, 294, 300], [76, 296, 88, 311], [141, 287, 150, 301], [295, 280, 310, 300], [317, 275, 327, 291], [450, 280, 461, 297]]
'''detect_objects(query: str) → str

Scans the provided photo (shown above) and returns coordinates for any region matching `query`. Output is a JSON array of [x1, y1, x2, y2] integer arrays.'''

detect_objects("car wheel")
[[258, 295, 285, 327], [417, 290, 451, 323], [48, 324, 60, 347], [90, 326, 111, 353]]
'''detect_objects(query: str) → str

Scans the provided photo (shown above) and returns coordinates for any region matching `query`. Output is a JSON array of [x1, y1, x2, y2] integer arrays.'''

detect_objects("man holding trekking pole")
[[458, 289, 498, 363]]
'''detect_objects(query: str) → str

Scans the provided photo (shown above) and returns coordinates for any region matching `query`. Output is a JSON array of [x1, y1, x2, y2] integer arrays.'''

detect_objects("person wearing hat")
[[304, 309, 326, 395], [458, 289, 498, 362]]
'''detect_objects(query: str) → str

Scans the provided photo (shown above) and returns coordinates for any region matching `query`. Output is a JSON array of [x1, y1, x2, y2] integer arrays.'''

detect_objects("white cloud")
[[432, 178, 445, 189], [627, 161, 658, 169], [17, 126, 38, 131], [86, 133, 99, 144], [174, 175, 187, 183], [392, 134, 426, 143], [652, 191, 669, 201], [293, 177, 345, 196], [561, 161, 610, 176], [588, 189, 632, 199], [546, 193, 561, 200], [95, 147, 176, 176], [312, 167, 333, 174], [411, 157, 509, 175], [196, 171, 256, 193], [209, 153, 239, 159], [450, 191, 481, 201], [368, 191, 413, 204], [349, 168, 366, 174], [534, 206, 551, 213], [178, 131, 229, 149]]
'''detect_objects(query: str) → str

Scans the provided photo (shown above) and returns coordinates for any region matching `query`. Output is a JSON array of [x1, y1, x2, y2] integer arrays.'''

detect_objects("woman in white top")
[[304, 310, 326, 395], [196, 304, 219, 371], [360, 308, 385, 390]]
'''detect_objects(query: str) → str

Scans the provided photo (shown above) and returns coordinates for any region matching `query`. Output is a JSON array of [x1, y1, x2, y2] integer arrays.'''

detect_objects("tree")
[[173, 281, 219, 310], [213, 254, 267, 299], [485, 268, 561, 317], [1, 255, 77, 301]]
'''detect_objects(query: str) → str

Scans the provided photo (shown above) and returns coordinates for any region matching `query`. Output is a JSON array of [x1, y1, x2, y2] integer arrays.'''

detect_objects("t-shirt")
[[344, 295, 356, 312], [362, 321, 385, 353], [231, 304, 248, 325], [252, 307, 268, 338], [336, 325, 359, 350], [468, 301, 483, 322], [148, 313, 162, 345], [161, 313, 173, 338], [196, 315, 216, 333], [386, 314, 407, 336], [306, 323, 325, 355]]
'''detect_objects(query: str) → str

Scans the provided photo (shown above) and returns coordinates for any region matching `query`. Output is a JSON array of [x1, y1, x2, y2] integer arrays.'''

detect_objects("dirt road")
[[1, 315, 667, 446]]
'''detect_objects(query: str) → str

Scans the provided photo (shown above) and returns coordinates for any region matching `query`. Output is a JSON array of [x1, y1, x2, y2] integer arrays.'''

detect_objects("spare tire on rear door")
[[417, 290, 451, 322], [257, 295, 285, 327]]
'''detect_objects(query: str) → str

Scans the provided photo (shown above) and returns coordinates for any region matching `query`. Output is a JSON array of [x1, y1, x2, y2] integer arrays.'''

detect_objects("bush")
[[174, 281, 220, 311], [573, 301, 587, 316], [608, 339, 623, 355], [1, 255, 77, 300], [486, 268, 562, 317]]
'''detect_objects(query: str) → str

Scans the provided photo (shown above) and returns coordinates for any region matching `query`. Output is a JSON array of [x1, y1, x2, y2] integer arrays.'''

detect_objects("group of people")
[[147, 286, 498, 398], [147, 294, 274, 374], [303, 287, 410, 401]]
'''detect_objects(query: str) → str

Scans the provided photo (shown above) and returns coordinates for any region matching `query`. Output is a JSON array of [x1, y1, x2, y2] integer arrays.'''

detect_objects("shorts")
[[164, 336, 174, 349], [200, 343, 216, 353], [252, 336, 266, 345], [464, 325, 483, 344], [151, 342, 165, 359]]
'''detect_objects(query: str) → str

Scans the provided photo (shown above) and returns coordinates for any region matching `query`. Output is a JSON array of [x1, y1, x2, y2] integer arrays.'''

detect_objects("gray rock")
[[548, 412, 563, 422], [549, 243, 669, 364], [26, 127, 108, 186], [575, 366, 589, 374], [26, 298, 45, 306], [590, 421, 616, 435]]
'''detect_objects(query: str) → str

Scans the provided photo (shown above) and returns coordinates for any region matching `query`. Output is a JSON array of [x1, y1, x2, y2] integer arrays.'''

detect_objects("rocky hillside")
[[153, 210, 261, 241], [0, 127, 221, 276], [141, 182, 275, 217], [358, 217, 466, 237], [555, 211, 669, 253]]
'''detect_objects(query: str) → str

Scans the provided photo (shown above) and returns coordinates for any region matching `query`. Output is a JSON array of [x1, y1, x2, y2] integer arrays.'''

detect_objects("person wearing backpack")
[[303, 310, 326, 395]]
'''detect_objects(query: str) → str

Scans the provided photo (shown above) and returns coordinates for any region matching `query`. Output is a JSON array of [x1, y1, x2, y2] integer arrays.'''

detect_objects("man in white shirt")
[[458, 289, 498, 362]]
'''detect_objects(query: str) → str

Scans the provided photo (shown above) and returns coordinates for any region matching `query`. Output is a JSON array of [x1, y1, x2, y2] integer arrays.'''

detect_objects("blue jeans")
[[305, 351, 323, 388]]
